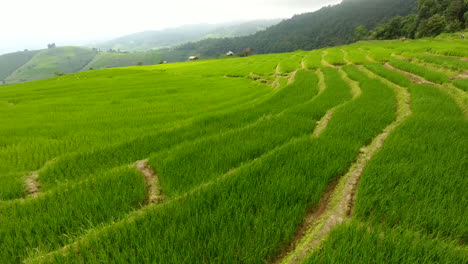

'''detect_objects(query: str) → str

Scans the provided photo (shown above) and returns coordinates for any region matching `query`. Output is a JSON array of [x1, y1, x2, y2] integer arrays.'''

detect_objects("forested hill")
[[159, 0, 418, 61]]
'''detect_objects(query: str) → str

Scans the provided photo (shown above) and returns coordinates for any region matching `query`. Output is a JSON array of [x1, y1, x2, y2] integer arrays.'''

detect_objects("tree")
[[354, 25, 369, 41], [417, 14, 446, 37], [47, 43, 56, 49], [445, 0, 465, 22], [464, 11, 468, 28], [54, 71, 65, 76], [237, 48, 254, 57]]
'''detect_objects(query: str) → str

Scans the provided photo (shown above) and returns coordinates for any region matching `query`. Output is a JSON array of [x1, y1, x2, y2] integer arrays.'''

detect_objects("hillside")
[[158, 0, 418, 61], [0, 50, 39, 84], [0, 36, 466, 263], [83, 51, 162, 70], [4, 47, 97, 84], [94, 19, 281, 52]]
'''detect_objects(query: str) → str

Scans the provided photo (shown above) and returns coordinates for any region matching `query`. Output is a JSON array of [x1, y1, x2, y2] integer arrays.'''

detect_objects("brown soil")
[[288, 71, 297, 85], [134, 159, 164, 204], [450, 71, 468, 81], [341, 49, 352, 65], [275, 64, 281, 75], [312, 111, 333, 137], [25, 171, 40, 197], [321, 51, 337, 68]]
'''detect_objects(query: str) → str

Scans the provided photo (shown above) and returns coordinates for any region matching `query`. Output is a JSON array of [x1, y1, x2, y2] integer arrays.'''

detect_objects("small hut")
[[188, 56, 199, 61], [226, 51, 235, 56]]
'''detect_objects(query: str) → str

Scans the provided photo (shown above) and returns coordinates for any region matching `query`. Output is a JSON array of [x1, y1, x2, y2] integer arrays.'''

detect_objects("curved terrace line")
[[27, 69, 334, 264], [25, 171, 40, 198], [313, 68, 361, 138], [134, 159, 164, 204], [384, 63, 468, 118], [278, 66, 412, 264]]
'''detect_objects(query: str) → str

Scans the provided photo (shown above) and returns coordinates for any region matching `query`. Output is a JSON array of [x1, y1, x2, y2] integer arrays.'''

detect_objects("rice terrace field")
[[0, 35, 467, 263]]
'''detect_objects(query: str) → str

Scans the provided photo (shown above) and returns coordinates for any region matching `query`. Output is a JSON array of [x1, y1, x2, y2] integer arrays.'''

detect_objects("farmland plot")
[[0, 36, 465, 263]]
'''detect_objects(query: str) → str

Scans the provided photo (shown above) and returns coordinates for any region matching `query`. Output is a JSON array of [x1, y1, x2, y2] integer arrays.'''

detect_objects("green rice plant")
[[453, 78, 468, 92], [38, 66, 396, 263], [0, 173, 25, 200], [355, 82, 467, 241], [150, 69, 355, 197], [368, 47, 393, 62], [303, 50, 323, 69], [344, 48, 368, 65], [306, 221, 467, 264], [324, 48, 346, 66], [277, 52, 306, 73], [411, 54, 468, 72], [0, 167, 146, 263], [0, 69, 270, 196], [389, 58, 450, 84], [363, 63, 412, 87]]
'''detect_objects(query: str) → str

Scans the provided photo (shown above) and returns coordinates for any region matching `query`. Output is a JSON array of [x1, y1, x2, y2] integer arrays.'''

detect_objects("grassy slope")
[[0, 50, 39, 82], [5, 47, 97, 84], [83, 51, 161, 70]]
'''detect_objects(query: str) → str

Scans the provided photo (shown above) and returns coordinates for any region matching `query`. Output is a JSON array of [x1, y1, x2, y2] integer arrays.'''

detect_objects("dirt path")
[[451, 71, 468, 81], [321, 51, 337, 68], [288, 71, 297, 85], [278, 66, 411, 264], [275, 64, 281, 75], [341, 49, 352, 65], [384, 63, 439, 86], [301, 59, 307, 70], [134, 160, 164, 204], [25, 171, 40, 198], [384, 63, 468, 118]]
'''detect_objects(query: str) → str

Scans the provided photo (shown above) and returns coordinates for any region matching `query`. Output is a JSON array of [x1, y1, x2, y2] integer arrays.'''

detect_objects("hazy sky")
[[0, 0, 341, 54]]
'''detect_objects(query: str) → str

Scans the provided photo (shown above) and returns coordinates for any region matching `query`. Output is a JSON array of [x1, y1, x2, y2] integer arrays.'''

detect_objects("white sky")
[[0, 0, 341, 54]]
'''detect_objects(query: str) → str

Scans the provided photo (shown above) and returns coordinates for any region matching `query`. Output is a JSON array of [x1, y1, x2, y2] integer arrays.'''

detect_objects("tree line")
[[357, 0, 468, 40]]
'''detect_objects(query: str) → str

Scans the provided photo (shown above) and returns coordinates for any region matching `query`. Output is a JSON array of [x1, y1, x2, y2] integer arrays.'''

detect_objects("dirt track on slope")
[[25, 171, 40, 197], [288, 71, 297, 85], [278, 66, 412, 264], [450, 71, 468, 81], [134, 160, 164, 204]]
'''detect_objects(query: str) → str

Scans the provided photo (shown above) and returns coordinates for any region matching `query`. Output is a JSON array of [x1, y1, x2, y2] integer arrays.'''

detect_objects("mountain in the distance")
[[93, 19, 282, 52], [158, 0, 418, 61]]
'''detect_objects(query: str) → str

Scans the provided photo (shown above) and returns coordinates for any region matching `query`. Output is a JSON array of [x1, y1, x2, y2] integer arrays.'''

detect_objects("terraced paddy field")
[[0, 37, 467, 263]]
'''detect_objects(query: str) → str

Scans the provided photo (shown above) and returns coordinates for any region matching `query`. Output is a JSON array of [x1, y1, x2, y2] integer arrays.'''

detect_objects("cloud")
[[0, 0, 342, 53]]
